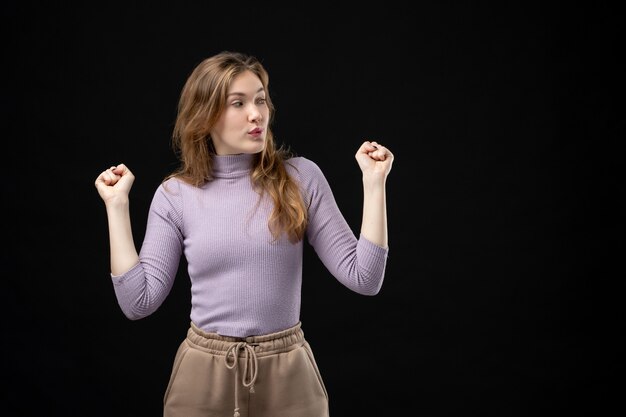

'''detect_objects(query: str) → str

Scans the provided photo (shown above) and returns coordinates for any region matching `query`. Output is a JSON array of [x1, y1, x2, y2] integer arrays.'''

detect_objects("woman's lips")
[[248, 128, 263, 137]]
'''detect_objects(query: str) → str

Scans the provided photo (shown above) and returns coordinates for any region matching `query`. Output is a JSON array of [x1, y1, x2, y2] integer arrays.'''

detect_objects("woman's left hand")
[[355, 140, 394, 179]]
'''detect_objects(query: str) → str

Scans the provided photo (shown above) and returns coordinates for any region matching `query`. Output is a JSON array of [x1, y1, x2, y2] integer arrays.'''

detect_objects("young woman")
[[94, 50, 394, 417]]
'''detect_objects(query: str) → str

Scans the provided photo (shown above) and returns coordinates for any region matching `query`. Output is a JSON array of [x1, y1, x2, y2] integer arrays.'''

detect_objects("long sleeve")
[[111, 179, 184, 320], [290, 157, 389, 295]]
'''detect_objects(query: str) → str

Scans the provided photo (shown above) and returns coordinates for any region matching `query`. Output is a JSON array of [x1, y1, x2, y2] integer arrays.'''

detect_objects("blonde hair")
[[166, 51, 307, 242]]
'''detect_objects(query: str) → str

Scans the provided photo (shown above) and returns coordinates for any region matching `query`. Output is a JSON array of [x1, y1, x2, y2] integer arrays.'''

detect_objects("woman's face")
[[210, 70, 269, 155]]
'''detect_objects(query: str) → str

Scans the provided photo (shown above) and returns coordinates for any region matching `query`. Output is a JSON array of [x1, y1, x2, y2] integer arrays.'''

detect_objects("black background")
[[3, 2, 623, 416]]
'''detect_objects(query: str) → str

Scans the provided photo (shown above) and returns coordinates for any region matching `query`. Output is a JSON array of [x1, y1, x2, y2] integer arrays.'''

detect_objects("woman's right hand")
[[94, 164, 135, 205]]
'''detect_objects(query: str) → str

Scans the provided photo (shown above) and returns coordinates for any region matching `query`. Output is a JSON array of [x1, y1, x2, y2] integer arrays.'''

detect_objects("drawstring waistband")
[[186, 321, 305, 417], [225, 342, 259, 417]]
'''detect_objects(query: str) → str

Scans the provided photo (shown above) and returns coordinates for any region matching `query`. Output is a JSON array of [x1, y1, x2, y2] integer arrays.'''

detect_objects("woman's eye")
[[257, 98, 267, 104]]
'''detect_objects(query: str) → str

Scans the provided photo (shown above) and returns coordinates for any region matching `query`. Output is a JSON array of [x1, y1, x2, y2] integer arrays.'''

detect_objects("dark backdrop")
[[4, 2, 623, 416]]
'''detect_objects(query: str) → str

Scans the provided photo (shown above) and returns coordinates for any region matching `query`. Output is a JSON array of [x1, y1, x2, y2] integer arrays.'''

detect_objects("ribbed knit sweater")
[[111, 153, 389, 337]]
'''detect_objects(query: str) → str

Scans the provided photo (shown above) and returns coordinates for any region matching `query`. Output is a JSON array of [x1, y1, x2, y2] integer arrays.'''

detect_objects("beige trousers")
[[163, 321, 329, 417]]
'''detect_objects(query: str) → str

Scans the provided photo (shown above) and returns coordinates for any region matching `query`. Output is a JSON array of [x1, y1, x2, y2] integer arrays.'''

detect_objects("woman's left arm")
[[355, 141, 394, 249]]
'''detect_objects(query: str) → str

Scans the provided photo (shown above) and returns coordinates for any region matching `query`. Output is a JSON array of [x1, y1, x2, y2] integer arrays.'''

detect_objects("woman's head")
[[172, 51, 276, 181]]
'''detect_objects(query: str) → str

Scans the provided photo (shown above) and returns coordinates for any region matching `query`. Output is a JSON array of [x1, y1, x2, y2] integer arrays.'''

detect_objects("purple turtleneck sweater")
[[111, 153, 389, 337]]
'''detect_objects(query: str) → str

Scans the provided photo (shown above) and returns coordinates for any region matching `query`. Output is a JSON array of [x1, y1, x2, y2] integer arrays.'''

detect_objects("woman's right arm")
[[94, 164, 140, 275]]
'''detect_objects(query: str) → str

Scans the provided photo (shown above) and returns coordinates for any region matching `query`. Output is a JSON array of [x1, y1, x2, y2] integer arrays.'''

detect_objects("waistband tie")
[[225, 341, 259, 417]]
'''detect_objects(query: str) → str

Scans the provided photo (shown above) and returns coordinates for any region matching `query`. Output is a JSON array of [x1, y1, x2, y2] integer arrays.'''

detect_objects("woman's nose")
[[248, 106, 262, 122]]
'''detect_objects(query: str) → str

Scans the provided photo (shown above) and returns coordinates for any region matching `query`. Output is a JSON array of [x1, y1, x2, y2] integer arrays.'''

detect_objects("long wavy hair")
[[166, 51, 307, 243]]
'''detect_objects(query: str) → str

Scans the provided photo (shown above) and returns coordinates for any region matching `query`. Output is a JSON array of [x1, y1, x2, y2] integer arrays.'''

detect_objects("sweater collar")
[[212, 153, 254, 178]]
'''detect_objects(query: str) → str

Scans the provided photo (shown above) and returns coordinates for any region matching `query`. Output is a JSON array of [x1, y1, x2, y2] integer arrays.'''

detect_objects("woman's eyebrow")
[[227, 87, 265, 98]]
